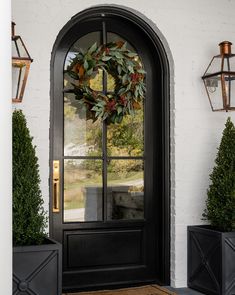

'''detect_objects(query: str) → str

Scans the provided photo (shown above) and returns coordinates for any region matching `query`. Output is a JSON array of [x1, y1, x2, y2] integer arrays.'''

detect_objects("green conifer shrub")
[[13, 110, 47, 246], [203, 117, 235, 232]]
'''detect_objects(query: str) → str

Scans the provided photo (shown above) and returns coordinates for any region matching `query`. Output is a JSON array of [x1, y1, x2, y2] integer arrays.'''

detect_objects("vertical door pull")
[[53, 160, 60, 213]]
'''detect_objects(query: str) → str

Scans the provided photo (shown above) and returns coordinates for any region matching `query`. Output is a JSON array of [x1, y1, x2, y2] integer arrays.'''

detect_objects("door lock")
[[53, 160, 60, 213]]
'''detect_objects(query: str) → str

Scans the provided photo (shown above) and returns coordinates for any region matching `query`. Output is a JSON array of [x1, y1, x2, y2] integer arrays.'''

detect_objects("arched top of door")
[[51, 5, 170, 74]]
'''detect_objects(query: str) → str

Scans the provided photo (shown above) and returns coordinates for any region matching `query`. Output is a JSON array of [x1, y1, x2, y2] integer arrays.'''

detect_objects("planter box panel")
[[188, 226, 235, 295], [188, 226, 221, 295], [13, 238, 62, 295], [29, 254, 59, 295], [14, 249, 55, 279], [223, 236, 235, 294]]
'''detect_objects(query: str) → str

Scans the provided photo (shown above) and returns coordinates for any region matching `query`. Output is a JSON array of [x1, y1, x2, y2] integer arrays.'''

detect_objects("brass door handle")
[[53, 160, 60, 213]]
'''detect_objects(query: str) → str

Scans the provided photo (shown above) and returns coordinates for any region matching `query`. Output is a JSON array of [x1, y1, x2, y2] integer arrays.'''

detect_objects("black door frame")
[[50, 5, 170, 286]]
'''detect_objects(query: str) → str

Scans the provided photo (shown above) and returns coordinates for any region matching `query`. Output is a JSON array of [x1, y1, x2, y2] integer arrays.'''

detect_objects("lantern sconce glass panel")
[[12, 22, 33, 103], [202, 41, 235, 112]]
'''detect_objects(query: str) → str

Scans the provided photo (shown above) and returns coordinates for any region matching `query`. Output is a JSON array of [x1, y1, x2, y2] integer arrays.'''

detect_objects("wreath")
[[65, 41, 146, 124]]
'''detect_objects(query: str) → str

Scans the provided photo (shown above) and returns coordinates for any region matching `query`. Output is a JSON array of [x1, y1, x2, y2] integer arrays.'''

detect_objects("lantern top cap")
[[219, 41, 233, 55]]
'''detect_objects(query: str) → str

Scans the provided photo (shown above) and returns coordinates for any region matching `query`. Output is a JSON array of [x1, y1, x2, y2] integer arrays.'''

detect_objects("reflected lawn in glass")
[[64, 159, 102, 222], [107, 160, 144, 220]]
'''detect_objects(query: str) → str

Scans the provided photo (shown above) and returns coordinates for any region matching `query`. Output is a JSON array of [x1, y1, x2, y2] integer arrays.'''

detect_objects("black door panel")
[[64, 228, 144, 269], [50, 6, 170, 291]]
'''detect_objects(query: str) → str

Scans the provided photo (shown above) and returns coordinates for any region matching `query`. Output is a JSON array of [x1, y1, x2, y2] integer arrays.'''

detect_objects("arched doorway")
[[50, 6, 170, 292]]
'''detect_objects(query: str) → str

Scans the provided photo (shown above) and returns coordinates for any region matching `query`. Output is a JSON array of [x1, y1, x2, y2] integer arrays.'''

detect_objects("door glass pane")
[[107, 32, 136, 52], [64, 32, 101, 93], [106, 32, 144, 156], [107, 73, 116, 92], [64, 32, 102, 156], [107, 160, 144, 220], [64, 32, 101, 70], [107, 108, 144, 156], [89, 69, 115, 92], [64, 159, 103, 222], [89, 70, 115, 92], [64, 94, 102, 156], [90, 69, 103, 91], [107, 32, 143, 76]]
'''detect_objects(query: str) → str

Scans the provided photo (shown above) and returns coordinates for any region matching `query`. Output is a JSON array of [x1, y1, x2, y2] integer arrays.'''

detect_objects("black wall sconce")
[[202, 41, 235, 111], [12, 22, 33, 103]]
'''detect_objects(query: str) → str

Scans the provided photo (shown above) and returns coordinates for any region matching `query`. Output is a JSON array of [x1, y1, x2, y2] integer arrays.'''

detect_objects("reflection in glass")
[[12, 62, 27, 100], [64, 94, 102, 156], [90, 69, 103, 91], [204, 75, 223, 110], [107, 160, 144, 220], [62, 31, 145, 223], [64, 32, 101, 70], [64, 31, 103, 157], [225, 74, 235, 108], [107, 32, 143, 71], [107, 73, 115, 92], [64, 72, 74, 92], [64, 159, 103, 222], [107, 32, 136, 52], [106, 32, 144, 156], [205, 56, 222, 74], [89, 70, 116, 92], [64, 32, 101, 91], [107, 109, 144, 156], [12, 36, 30, 59]]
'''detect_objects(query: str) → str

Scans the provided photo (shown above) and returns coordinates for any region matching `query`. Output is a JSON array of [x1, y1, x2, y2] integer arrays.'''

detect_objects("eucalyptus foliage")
[[13, 110, 47, 246], [203, 117, 235, 231]]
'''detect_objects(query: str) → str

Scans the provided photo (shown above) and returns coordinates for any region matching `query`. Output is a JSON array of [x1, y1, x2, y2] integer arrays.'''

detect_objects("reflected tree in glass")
[[107, 109, 144, 157]]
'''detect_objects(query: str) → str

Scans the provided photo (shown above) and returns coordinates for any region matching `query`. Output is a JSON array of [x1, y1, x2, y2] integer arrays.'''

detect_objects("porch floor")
[[63, 286, 204, 295], [165, 287, 204, 294]]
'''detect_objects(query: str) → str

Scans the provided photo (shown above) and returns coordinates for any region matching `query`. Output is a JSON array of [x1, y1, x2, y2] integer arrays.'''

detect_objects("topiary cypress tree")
[[13, 110, 47, 246], [203, 117, 235, 232]]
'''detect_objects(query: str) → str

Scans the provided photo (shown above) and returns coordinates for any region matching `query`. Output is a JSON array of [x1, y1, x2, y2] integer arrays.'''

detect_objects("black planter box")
[[188, 225, 235, 295], [13, 237, 62, 295]]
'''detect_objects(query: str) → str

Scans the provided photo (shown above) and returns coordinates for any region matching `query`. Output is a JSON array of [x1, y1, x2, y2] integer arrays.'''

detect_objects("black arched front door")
[[50, 7, 170, 292]]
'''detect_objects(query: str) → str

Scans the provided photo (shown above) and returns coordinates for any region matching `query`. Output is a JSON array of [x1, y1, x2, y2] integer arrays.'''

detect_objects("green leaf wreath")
[[65, 41, 146, 124]]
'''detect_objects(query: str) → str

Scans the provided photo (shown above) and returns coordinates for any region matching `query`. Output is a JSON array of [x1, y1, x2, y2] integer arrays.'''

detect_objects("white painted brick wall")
[[12, 0, 235, 288], [0, 1, 12, 294]]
